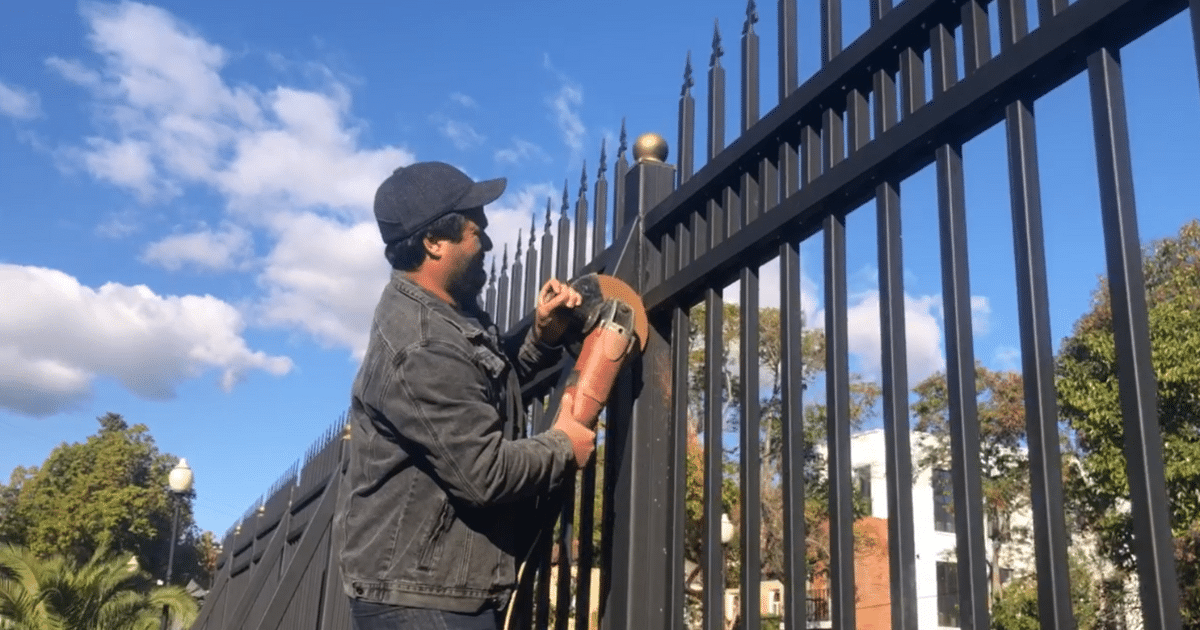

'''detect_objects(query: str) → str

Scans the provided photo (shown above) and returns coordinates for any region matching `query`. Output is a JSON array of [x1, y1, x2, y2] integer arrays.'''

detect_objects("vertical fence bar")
[[541, 199, 554, 287], [510, 232, 524, 326], [708, 22, 728, 244], [1006, 95, 1076, 630], [526, 216, 538, 313], [669, 301, 691, 630], [778, 236, 807, 630], [819, 2, 855, 626], [997, 2, 1076, 628], [738, 4, 762, 629], [960, 0, 991, 78], [931, 20, 989, 630], [486, 260, 497, 319], [575, 164, 589, 274], [594, 142, 610, 257], [847, 88, 870, 153], [777, 0, 798, 211], [557, 184, 571, 280], [873, 52, 919, 630], [680, 54, 696, 188], [497, 247, 510, 332], [703, 282, 724, 630], [1087, 46, 1182, 630], [899, 46, 925, 119], [613, 122, 629, 238]]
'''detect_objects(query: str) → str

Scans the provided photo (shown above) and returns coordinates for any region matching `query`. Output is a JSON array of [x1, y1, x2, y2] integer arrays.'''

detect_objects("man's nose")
[[480, 232, 493, 252]]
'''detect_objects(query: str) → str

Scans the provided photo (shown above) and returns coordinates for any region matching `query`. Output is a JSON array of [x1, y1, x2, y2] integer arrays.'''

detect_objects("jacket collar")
[[390, 269, 497, 341]]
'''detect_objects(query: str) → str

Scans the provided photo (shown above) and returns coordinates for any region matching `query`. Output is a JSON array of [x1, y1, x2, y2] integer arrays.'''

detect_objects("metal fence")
[[190, 0, 1191, 627]]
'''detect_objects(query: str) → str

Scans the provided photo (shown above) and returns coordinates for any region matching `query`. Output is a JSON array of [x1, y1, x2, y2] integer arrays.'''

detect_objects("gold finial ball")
[[633, 132, 669, 163]]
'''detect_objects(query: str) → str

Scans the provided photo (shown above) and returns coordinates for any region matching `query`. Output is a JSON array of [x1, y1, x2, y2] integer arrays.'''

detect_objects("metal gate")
[[191, 0, 1191, 627]]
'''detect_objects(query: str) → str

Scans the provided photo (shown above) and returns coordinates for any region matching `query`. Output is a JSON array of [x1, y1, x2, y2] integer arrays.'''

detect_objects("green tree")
[[0, 413, 208, 588], [0, 543, 197, 630], [1056, 219, 1200, 577], [912, 365, 1031, 599]]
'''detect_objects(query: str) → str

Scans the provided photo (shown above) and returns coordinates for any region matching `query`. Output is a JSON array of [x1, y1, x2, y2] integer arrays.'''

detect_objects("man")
[[334, 161, 598, 630]]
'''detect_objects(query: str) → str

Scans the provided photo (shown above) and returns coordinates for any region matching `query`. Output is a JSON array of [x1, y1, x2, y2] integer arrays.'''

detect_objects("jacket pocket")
[[417, 499, 454, 571]]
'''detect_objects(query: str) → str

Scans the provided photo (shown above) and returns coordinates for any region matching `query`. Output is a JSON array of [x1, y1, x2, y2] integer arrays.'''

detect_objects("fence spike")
[[599, 138, 608, 176], [683, 51, 695, 96], [579, 161, 588, 199], [744, 0, 759, 34], [618, 119, 628, 158], [712, 19, 725, 67]]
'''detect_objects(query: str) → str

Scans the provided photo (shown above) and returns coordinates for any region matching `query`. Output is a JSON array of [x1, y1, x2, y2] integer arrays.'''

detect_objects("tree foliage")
[[0, 543, 198, 630], [0, 413, 208, 589], [912, 365, 1031, 598], [1056, 219, 1200, 573], [683, 302, 881, 585]]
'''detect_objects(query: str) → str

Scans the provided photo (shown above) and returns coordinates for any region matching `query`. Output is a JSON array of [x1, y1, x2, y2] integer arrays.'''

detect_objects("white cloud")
[[495, 138, 549, 165], [0, 264, 292, 417], [435, 117, 485, 150], [36, 1, 416, 371], [0, 80, 41, 119], [141, 223, 254, 272], [50, 1, 412, 217], [449, 92, 477, 108], [542, 55, 586, 155], [256, 214, 390, 358]]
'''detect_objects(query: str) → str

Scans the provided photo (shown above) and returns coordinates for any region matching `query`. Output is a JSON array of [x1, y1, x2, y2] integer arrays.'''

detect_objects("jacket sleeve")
[[372, 339, 575, 508], [502, 325, 565, 385]]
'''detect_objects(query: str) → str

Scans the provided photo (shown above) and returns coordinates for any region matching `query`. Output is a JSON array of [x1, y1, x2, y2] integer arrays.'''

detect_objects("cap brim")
[[454, 177, 507, 210]]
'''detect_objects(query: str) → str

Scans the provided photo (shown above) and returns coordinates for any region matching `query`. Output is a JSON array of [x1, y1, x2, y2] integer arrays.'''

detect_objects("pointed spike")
[[711, 19, 724, 67], [579, 161, 588, 198], [490, 257, 497, 283], [618, 119, 628, 157], [598, 138, 608, 176], [544, 198, 552, 229], [683, 51, 695, 96], [529, 213, 536, 245], [502, 244, 508, 270], [561, 180, 569, 215], [515, 229, 522, 257], [743, 0, 758, 34]]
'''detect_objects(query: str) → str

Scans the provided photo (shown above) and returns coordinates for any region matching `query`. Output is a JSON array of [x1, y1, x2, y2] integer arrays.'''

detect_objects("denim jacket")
[[334, 270, 576, 613]]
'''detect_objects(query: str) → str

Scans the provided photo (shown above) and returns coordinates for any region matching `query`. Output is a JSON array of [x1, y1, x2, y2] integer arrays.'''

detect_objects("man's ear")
[[423, 235, 445, 260]]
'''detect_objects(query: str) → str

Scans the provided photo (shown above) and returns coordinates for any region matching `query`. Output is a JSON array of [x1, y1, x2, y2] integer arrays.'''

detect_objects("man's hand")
[[533, 278, 583, 346], [552, 391, 596, 467]]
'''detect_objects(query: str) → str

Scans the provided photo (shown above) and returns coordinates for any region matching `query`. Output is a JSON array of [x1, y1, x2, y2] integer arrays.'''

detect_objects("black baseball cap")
[[373, 161, 506, 245]]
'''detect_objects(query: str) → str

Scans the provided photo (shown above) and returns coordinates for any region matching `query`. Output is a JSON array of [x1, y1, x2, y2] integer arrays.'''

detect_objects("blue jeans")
[[349, 599, 501, 630]]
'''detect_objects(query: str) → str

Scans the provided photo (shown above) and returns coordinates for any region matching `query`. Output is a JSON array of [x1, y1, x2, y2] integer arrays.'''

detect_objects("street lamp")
[[162, 458, 194, 630]]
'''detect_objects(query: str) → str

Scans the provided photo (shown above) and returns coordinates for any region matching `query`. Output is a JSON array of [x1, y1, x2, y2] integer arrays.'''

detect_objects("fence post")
[[601, 132, 676, 630]]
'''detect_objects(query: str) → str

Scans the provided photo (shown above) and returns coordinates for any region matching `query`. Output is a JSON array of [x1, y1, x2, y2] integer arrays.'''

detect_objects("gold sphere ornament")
[[633, 132, 669, 163]]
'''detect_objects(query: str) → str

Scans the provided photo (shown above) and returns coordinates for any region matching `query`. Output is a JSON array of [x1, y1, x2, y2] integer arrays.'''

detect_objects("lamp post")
[[162, 458, 194, 630]]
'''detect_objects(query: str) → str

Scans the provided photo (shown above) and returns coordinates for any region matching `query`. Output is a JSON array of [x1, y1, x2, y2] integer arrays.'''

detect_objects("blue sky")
[[1, 0, 1197, 539]]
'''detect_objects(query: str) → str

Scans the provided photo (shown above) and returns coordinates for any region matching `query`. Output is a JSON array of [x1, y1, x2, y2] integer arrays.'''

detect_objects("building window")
[[933, 468, 954, 533], [854, 465, 872, 508], [937, 561, 959, 627], [769, 588, 781, 615]]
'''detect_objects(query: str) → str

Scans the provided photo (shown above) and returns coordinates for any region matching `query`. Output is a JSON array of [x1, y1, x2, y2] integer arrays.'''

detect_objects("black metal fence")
[[191, 0, 1192, 628]]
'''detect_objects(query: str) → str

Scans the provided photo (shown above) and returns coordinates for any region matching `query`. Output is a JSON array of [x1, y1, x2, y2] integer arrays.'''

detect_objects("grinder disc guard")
[[560, 274, 648, 357]]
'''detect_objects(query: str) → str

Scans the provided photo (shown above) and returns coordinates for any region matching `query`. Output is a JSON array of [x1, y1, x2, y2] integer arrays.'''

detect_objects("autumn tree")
[[0, 412, 209, 588], [1056, 219, 1200, 615], [912, 365, 1030, 599]]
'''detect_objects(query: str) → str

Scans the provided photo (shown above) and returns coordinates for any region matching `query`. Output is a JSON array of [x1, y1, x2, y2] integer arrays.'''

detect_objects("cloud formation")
[[0, 80, 41, 119], [141, 223, 254, 272], [0, 264, 292, 417]]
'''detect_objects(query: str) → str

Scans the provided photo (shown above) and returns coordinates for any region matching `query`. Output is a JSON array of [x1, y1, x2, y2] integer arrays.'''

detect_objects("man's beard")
[[451, 256, 487, 304]]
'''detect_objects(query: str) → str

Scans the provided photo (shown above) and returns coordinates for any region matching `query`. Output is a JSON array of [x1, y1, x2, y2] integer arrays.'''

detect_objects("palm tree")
[[0, 543, 198, 630]]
